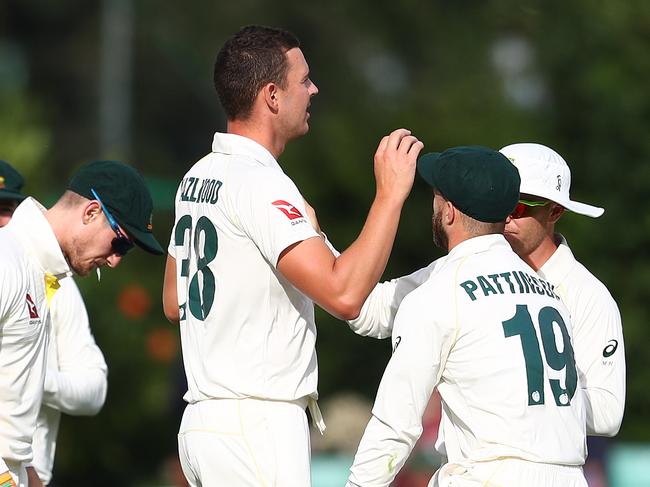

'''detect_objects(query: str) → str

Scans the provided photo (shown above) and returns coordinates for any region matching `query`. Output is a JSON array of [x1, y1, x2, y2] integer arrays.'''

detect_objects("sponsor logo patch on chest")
[[26, 293, 42, 326]]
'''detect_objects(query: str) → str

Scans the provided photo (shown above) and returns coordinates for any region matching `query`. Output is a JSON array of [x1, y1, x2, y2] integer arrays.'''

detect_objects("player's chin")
[[292, 122, 310, 139], [503, 231, 519, 246], [69, 261, 93, 277], [504, 234, 527, 255]]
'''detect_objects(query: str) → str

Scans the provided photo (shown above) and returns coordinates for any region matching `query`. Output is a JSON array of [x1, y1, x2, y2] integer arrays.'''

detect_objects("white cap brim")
[[502, 143, 605, 218], [520, 182, 604, 218], [562, 199, 604, 218]]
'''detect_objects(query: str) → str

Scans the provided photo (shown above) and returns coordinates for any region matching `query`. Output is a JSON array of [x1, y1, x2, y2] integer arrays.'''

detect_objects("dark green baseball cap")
[[417, 146, 520, 223], [0, 160, 27, 202], [68, 160, 164, 255]]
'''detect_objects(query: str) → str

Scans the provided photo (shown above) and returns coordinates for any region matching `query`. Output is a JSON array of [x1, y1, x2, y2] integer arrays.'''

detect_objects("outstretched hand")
[[373, 128, 424, 204]]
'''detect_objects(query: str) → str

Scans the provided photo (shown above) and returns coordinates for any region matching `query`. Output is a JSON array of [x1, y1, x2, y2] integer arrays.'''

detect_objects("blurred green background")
[[1, 0, 649, 485]]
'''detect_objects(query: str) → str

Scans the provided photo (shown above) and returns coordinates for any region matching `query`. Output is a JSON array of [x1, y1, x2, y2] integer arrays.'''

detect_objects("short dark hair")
[[214, 25, 300, 121]]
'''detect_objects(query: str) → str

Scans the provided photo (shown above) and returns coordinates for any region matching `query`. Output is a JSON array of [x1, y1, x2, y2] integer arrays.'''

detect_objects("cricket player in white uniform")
[[31, 277, 108, 485], [0, 160, 163, 487], [346, 146, 588, 487], [0, 161, 108, 486], [347, 143, 625, 449], [500, 143, 625, 437], [162, 25, 423, 487]]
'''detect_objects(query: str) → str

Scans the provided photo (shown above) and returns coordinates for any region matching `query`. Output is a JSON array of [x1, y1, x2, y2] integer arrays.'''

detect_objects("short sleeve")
[[235, 169, 319, 266]]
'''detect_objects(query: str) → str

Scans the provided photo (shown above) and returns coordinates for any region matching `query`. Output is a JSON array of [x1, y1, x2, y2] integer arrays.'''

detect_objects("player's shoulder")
[[232, 165, 302, 209], [0, 234, 32, 311], [0, 231, 29, 273], [562, 258, 619, 315], [396, 263, 456, 317], [51, 276, 83, 305], [569, 257, 612, 291]]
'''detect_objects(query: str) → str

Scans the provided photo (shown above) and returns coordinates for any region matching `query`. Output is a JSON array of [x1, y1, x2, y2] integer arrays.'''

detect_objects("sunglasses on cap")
[[510, 198, 551, 219], [91, 188, 134, 256]]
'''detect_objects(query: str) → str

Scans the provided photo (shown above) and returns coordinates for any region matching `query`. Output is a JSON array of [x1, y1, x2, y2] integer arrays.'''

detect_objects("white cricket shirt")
[[0, 198, 70, 465], [347, 235, 586, 487], [348, 259, 444, 339], [169, 133, 320, 403], [32, 277, 108, 484], [538, 234, 625, 436]]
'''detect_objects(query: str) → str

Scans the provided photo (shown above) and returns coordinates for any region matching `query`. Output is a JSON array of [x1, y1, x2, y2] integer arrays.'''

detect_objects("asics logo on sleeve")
[[393, 336, 402, 353], [603, 339, 618, 357], [272, 200, 304, 220]]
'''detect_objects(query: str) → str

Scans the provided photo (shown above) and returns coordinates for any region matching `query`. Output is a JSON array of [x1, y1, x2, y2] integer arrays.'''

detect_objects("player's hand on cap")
[[373, 128, 424, 204]]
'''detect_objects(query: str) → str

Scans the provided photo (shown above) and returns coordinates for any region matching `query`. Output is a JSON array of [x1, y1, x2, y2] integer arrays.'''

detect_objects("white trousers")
[[178, 397, 311, 487], [430, 459, 587, 487]]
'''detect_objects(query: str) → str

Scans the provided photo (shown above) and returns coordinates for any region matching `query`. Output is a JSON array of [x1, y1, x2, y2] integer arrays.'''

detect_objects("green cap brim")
[[416, 152, 442, 189], [0, 190, 27, 202], [121, 221, 165, 255]]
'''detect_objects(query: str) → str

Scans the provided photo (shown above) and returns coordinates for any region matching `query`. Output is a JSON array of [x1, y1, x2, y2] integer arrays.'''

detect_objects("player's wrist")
[[372, 191, 406, 210]]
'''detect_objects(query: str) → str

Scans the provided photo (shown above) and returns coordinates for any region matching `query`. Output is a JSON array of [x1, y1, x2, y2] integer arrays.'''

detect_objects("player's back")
[[431, 234, 586, 465], [170, 133, 319, 404]]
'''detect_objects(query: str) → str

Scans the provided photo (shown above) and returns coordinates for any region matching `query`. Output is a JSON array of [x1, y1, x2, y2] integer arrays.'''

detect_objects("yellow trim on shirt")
[[45, 273, 61, 306]]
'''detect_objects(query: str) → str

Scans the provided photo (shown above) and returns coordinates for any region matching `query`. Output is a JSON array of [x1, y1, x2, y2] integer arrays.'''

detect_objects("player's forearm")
[[162, 255, 180, 323], [347, 282, 395, 339], [329, 195, 404, 318], [346, 416, 416, 487], [584, 387, 624, 436], [348, 262, 439, 337], [26, 466, 43, 487], [42, 368, 107, 415]]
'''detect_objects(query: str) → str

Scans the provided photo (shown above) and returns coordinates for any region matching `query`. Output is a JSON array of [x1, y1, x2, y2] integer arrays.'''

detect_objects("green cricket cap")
[[68, 160, 164, 255], [0, 160, 27, 202], [417, 146, 520, 223]]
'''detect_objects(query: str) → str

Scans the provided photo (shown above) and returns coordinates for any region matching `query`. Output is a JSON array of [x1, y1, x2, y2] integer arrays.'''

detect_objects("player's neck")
[[44, 206, 71, 252], [228, 118, 287, 160], [523, 234, 558, 271]]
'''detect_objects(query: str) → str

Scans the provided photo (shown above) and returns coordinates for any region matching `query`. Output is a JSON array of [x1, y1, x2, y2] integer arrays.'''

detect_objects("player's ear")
[[444, 200, 455, 225], [548, 203, 565, 224], [82, 199, 102, 225], [262, 82, 280, 113]]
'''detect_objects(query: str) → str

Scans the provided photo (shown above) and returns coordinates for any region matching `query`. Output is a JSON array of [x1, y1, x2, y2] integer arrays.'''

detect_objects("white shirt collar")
[[537, 233, 575, 283], [211, 132, 281, 171], [446, 233, 511, 262], [8, 197, 71, 278]]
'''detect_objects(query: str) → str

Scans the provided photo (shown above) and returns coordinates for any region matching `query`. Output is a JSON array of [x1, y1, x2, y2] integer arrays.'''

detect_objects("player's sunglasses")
[[510, 198, 551, 219], [91, 188, 134, 256]]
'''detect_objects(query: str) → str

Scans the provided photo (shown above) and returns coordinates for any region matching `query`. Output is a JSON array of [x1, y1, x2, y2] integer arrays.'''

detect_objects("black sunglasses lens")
[[112, 237, 134, 256]]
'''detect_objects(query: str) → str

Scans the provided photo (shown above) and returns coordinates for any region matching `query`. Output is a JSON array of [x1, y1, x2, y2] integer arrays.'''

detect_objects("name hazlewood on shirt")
[[179, 177, 223, 205]]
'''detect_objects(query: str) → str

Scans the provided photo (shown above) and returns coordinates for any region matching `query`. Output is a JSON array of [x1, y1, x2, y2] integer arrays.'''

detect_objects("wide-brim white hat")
[[499, 143, 604, 218]]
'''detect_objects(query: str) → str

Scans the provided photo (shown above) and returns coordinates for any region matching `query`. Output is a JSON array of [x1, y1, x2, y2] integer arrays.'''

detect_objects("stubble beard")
[[63, 237, 92, 277], [432, 210, 449, 250]]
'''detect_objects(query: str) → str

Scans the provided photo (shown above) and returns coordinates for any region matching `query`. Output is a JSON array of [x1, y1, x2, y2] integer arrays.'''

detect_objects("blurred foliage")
[[1, 0, 649, 484]]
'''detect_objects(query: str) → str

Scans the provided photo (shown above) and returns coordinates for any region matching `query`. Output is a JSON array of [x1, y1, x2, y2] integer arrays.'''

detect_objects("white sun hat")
[[499, 142, 604, 218]]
